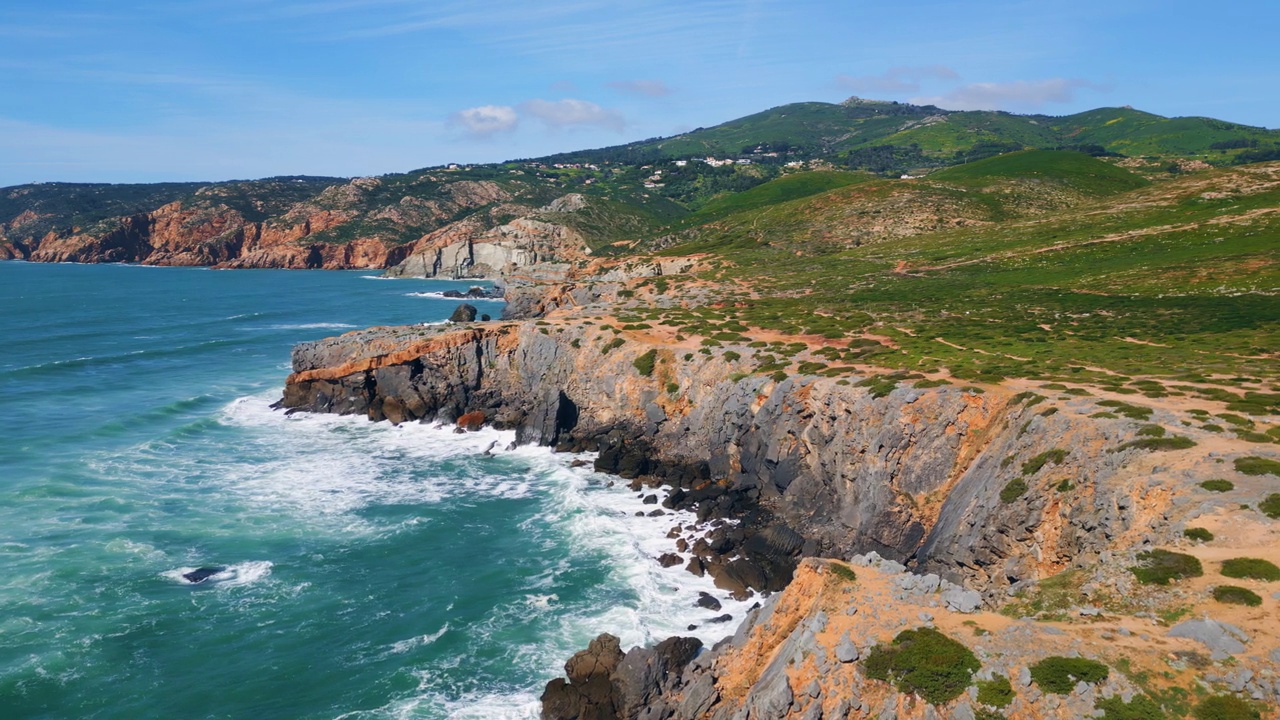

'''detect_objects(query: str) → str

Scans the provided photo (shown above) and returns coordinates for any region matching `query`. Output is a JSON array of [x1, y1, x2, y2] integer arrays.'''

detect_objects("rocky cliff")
[[278, 301, 1280, 719], [280, 318, 1192, 599]]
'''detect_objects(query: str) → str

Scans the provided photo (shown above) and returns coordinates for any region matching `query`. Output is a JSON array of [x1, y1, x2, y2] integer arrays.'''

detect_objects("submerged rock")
[[182, 566, 225, 583]]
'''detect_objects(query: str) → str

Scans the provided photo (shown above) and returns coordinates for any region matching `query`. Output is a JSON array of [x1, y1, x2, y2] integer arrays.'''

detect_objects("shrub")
[[1096, 695, 1166, 720], [864, 628, 979, 705], [1114, 436, 1196, 452], [1000, 478, 1028, 504], [601, 338, 626, 355], [1220, 557, 1280, 581], [1235, 456, 1280, 476], [723, 350, 741, 362], [1029, 656, 1109, 694], [666, 382, 679, 394], [770, 370, 788, 383], [1130, 549, 1203, 585], [570, 338, 581, 348], [1213, 585, 1263, 607], [829, 563, 857, 583], [1022, 449, 1067, 475], [1261, 493, 1280, 519], [1193, 695, 1262, 720], [632, 349, 658, 376], [1183, 527, 1214, 542], [1200, 479, 1234, 492], [1137, 424, 1166, 437], [975, 674, 1014, 708]]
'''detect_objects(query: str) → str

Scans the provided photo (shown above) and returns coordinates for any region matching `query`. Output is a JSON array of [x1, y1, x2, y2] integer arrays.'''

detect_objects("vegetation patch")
[[1130, 549, 1203, 585], [1096, 401, 1153, 421], [632, 349, 658, 376], [601, 338, 626, 355], [829, 563, 858, 583], [975, 674, 1015, 708], [863, 627, 980, 705], [1000, 478, 1028, 504], [1029, 656, 1109, 694], [1261, 493, 1280, 519], [1234, 456, 1280, 476], [1193, 694, 1262, 720], [1220, 557, 1280, 581], [1096, 695, 1166, 720], [1199, 479, 1234, 492], [1021, 449, 1068, 475], [1114, 435, 1196, 452], [1183, 527, 1214, 542], [1212, 585, 1263, 607]]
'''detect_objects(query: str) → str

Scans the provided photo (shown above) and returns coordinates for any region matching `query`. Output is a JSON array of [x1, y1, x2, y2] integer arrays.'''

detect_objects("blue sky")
[[1, 0, 1276, 186]]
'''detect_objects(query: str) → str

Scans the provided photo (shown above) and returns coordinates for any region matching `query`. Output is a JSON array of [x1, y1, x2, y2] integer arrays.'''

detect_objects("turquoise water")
[[0, 263, 745, 719]]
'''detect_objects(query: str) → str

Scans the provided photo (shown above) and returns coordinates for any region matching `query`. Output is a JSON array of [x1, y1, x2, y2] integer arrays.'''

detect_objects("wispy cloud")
[[835, 65, 960, 95], [520, 98, 625, 132], [913, 78, 1106, 111], [450, 105, 519, 137], [607, 79, 671, 97]]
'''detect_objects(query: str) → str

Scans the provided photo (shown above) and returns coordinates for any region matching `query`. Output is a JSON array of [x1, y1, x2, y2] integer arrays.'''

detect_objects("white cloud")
[[450, 105, 519, 136], [519, 98, 625, 132], [836, 65, 960, 95], [607, 79, 671, 97], [912, 78, 1104, 112]]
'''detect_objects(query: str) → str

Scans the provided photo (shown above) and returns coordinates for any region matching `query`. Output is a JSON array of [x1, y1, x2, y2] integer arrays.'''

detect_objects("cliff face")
[[0, 175, 594, 271], [279, 320, 1179, 598]]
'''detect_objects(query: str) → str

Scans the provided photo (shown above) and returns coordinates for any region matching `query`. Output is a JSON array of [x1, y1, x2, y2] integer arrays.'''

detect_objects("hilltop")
[[2, 98, 1278, 270]]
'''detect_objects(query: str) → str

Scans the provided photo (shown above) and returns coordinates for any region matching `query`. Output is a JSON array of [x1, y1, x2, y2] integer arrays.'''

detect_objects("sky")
[[1, 0, 1277, 186]]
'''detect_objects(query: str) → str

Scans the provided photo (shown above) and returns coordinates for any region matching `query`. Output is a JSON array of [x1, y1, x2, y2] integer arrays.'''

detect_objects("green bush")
[[722, 350, 741, 362], [1183, 527, 1214, 542], [1115, 436, 1196, 452], [1022, 449, 1068, 475], [1131, 549, 1203, 585], [975, 674, 1014, 708], [1213, 585, 1263, 606], [1029, 656, 1109, 694], [1200, 479, 1235, 492], [1000, 478, 1028, 504], [770, 370, 788, 383], [1096, 695, 1166, 720], [1137, 424, 1167, 437], [1261, 493, 1280, 519], [829, 563, 857, 583], [666, 382, 679, 394], [601, 338, 626, 355], [1220, 557, 1280, 581], [632, 349, 658, 376], [1235, 456, 1280, 476], [864, 627, 979, 705], [1193, 694, 1261, 720]]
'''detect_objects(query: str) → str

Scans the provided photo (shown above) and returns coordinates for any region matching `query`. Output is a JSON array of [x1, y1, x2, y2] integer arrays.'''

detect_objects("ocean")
[[0, 263, 748, 719]]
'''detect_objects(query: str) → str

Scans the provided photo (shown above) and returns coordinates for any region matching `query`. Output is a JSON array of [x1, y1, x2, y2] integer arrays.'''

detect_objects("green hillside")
[[630, 160, 1280, 399], [928, 150, 1150, 195]]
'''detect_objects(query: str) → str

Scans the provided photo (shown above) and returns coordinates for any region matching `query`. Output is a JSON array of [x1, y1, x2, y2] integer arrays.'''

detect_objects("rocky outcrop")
[[384, 214, 590, 279]]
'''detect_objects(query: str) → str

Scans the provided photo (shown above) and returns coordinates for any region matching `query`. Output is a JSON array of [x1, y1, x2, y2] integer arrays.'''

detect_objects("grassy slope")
[[928, 150, 1150, 195], [639, 160, 1280, 398]]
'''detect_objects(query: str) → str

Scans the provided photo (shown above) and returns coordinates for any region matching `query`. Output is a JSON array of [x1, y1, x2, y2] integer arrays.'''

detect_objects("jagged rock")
[[448, 303, 478, 322], [695, 592, 722, 611], [942, 586, 983, 613], [613, 636, 702, 719], [1167, 618, 1250, 659], [744, 660, 793, 720], [658, 553, 683, 568], [835, 633, 859, 663]]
